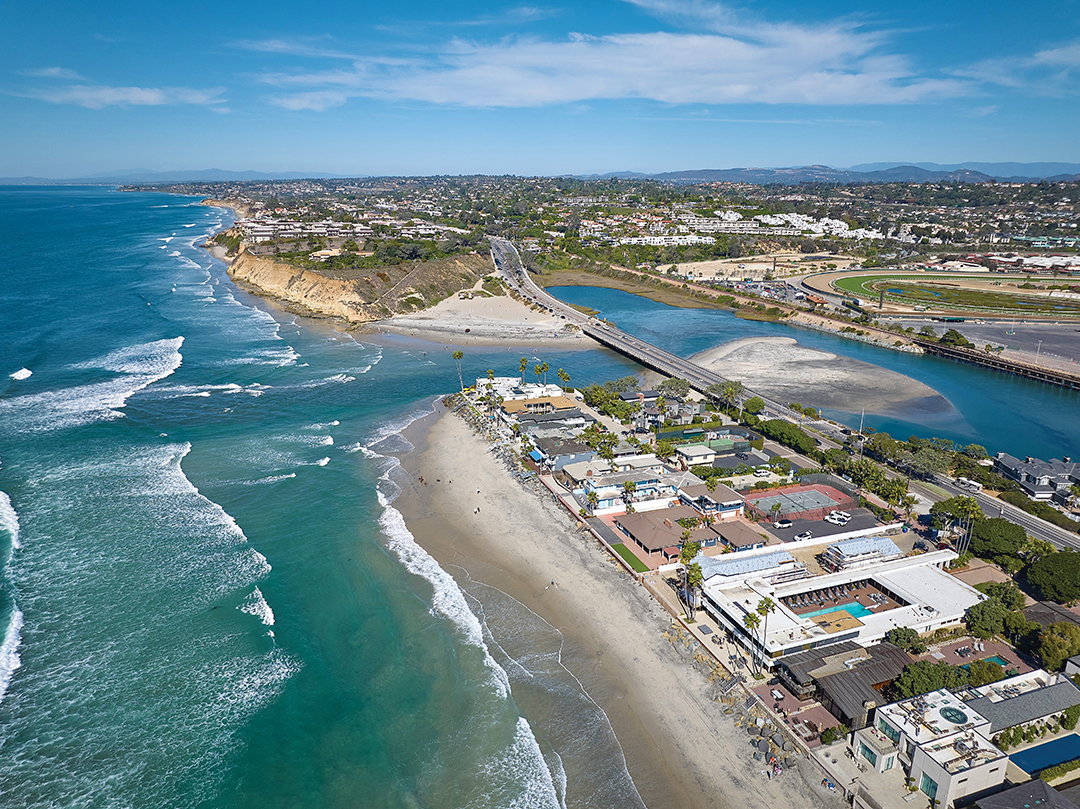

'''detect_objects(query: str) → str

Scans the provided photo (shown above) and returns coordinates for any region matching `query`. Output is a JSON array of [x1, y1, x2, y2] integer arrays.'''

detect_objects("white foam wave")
[[298, 373, 354, 388], [240, 473, 296, 486], [344, 444, 381, 459], [0, 338, 184, 432], [0, 609, 23, 703], [9, 368, 31, 380], [184, 391, 212, 398], [170, 250, 181, 257], [0, 492, 20, 550], [362, 402, 437, 451], [238, 587, 275, 627], [477, 717, 562, 809], [306, 421, 340, 430], [314, 457, 330, 467], [376, 499, 509, 700]]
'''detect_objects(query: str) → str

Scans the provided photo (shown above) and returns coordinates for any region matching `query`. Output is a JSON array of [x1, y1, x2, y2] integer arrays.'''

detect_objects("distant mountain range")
[[2, 162, 1079, 186], [581, 162, 1080, 184]]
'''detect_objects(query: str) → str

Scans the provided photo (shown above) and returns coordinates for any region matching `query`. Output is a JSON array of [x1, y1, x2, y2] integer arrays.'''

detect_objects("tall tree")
[[452, 350, 465, 392], [742, 612, 762, 675], [756, 597, 777, 669], [557, 368, 571, 389], [519, 356, 529, 385]]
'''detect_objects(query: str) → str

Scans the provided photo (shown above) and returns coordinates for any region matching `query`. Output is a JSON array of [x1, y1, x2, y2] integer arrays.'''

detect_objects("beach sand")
[[375, 288, 595, 348], [682, 336, 952, 417], [391, 407, 845, 809]]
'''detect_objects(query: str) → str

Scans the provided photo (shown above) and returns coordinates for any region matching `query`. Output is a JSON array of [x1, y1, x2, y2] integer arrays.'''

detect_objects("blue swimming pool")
[[1010, 734, 1080, 774], [801, 602, 875, 620]]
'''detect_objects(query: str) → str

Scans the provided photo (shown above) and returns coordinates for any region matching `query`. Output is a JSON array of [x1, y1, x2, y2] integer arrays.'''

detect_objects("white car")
[[825, 514, 850, 526], [753, 469, 771, 478], [830, 510, 851, 520], [794, 531, 813, 541], [773, 519, 793, 529]]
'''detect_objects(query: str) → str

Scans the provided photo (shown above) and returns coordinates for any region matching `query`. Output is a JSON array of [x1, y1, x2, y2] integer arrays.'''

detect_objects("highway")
[[929, 474, 1080, 552]]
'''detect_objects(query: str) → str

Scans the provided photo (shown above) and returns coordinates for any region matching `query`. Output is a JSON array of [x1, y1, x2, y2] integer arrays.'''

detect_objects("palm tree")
[[557, 368, 570, 390], [533, 363, 543, 385], [519, 356, 529, 385], [678, 539, 701, 613], [756, 597, 777, 673], [722, 380, 745, 420], [585, 490, 599, 515], [686, 562, 703, 613], [742, 612, 762, 675], [452, 350, 465, 392], [540, 361, 550, 385]]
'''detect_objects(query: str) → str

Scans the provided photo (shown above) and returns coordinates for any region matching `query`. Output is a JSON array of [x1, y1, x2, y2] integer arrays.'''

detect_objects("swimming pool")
[[801, 601, 875, 620], [1010, 734, 1080, 774], [960, 655, 1011, 671]]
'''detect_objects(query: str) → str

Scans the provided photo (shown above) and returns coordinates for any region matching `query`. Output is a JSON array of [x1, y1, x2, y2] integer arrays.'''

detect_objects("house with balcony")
[[993, 452, 1079, 502], [677, 482, 743, 522]]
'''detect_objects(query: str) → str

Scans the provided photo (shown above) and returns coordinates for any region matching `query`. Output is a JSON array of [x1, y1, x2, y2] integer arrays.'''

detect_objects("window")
[[878, 720, 900, 744], [884, 756, 894, 771], [906, 741, 916, 759], [920, 773, 939, 801], [860, 743, 878, 767]]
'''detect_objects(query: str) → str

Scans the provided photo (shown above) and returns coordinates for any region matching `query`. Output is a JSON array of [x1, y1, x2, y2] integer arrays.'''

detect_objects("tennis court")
[[744, 484, 854, 521]]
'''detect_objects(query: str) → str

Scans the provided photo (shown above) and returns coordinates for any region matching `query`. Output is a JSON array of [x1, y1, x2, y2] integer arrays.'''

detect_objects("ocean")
[[1, 187, 1076, 809], [0, 187, 641, 809]]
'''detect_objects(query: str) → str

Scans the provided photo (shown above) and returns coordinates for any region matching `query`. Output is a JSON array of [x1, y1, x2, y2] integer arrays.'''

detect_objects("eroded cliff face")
[[227, 250, 494, 323]]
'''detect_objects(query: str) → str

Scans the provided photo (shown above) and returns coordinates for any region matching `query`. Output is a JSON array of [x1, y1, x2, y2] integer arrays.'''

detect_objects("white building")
[[698, 545, 984, 671]]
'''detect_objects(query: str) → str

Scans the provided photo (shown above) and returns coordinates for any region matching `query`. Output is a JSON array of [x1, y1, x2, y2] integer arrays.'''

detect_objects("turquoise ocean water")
[[0, 187, 644, 809], [0, 187, 1077, 809]]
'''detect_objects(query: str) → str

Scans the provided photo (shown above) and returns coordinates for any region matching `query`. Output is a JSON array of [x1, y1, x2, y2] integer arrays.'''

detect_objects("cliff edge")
[[227, 249, 496, 324]]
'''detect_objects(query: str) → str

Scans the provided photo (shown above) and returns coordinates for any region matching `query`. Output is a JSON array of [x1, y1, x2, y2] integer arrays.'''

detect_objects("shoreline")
[[389, 404, 844, 809]]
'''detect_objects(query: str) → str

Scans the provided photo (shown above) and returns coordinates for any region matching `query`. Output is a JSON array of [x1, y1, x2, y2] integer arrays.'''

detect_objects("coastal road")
[[930, 474, 1080, 552]]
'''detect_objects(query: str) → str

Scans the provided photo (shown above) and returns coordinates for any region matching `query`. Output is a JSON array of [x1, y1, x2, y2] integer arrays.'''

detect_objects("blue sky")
[[2, 0, 1079, 177]]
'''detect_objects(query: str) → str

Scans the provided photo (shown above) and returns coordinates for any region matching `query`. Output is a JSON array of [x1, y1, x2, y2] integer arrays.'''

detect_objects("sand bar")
[[687, 336, 952, 417], [391, 406, 845, 809], [374, 286, 595, 347]]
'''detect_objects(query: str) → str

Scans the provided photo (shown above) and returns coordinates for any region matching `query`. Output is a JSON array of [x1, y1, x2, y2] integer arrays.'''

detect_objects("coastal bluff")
[[226, 249, 495, 324]]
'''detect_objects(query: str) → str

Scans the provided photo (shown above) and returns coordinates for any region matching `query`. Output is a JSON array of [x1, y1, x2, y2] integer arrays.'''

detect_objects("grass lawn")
[[611, 543, 650, 573]]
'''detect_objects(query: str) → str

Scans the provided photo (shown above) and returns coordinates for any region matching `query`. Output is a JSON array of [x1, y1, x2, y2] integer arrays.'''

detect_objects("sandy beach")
[[375, 286, 595, 347], [685, 336, 952, 417], [391, 406, 845, 809]]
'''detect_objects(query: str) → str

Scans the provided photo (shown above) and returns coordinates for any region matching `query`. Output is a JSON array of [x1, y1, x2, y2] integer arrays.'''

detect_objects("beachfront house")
[[613, 506, 718, 565], [868, 690, 1007, 808], [532, 437, 595, 472]]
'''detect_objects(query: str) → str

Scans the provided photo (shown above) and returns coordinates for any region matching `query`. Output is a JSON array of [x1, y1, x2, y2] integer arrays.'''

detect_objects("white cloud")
[[21, 67, 89, 81], [18, 84, 227, 109], [954, 37, 1080, 94], [258, 27, 966, 110]]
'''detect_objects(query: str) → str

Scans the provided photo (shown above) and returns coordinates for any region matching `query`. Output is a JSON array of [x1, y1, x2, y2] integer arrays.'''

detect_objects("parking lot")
[[761, 508, 880, 543]]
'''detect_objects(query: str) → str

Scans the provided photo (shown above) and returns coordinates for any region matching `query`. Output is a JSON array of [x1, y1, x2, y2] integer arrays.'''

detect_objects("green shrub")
[[820, 724, 849, 745], [1040, 757, 1080, 782]]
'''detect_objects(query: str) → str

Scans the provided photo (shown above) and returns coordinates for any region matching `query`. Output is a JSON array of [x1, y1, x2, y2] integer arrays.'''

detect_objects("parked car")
[[773, 519, 793, 529], [825, 514, 850, 526], [794, 531, 813, 541], [753, 469, 771, 477], [830, 510, 851, 520], [735, 452, 749, 460]]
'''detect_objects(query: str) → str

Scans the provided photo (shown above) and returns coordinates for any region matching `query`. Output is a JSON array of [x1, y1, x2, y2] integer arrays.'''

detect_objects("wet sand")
[[390, 406, 844, 809]]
